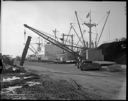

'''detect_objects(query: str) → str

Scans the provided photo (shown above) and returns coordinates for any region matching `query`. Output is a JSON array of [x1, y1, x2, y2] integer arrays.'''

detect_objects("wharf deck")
[[93, 61, 116, 66]]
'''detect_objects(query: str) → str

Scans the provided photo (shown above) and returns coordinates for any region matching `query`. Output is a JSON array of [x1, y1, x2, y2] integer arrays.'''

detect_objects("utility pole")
[[20, 36, 31, 66], [83, 10, 97, 48]]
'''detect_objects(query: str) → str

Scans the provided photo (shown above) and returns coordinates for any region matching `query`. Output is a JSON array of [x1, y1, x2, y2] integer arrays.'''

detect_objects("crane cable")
[[71, 23, 83, 46], [29, 46, 38, 56], [75, 29, 86, 46]]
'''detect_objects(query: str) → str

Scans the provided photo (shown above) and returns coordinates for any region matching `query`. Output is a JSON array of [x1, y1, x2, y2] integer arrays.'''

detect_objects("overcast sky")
[[1, 1, 126, 57]]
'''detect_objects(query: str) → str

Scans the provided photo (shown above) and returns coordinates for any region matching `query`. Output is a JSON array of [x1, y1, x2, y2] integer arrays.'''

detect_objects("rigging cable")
[[71, 24, 83, 46]]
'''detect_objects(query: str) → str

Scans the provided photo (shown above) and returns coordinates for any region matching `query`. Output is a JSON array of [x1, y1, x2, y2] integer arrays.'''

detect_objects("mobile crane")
[[24, 24, 101, 70]]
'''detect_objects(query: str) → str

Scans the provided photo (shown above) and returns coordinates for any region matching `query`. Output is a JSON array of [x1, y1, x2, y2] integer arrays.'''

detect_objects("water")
[[23, 76, 32, 79], [26, 81, 41, 86], [3, 76, 20, 82], [2, 86, 22, 94]]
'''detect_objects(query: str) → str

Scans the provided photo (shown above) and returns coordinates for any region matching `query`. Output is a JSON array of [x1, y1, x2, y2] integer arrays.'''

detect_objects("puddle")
[[23, 76, 32, 79], [3, 76, 20, 82], [12, 68, 17, 71], [20, 73, 25, 75], [1, 86, 22, 94], [26, 81, 41, 86]]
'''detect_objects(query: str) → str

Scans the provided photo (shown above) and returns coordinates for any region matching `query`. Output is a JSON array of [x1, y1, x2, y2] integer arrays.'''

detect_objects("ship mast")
[[83, 10, 97, 48]]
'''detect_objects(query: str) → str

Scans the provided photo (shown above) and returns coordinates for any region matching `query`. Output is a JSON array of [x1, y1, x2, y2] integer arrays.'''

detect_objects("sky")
[[1, 1, 126, 57]]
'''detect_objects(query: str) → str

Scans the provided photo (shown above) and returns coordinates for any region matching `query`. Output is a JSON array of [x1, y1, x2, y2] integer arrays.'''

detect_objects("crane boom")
[[97, 10, 110, 45], [70, 23, 83, 45], [24, 24, 82, 60], [75, 11, 86, 47], [29, 46, 38, 56]]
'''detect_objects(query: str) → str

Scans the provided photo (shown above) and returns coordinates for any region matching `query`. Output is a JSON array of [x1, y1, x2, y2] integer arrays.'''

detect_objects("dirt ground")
[[1, 72, 92, 100], [23, 61, 126, 100]]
